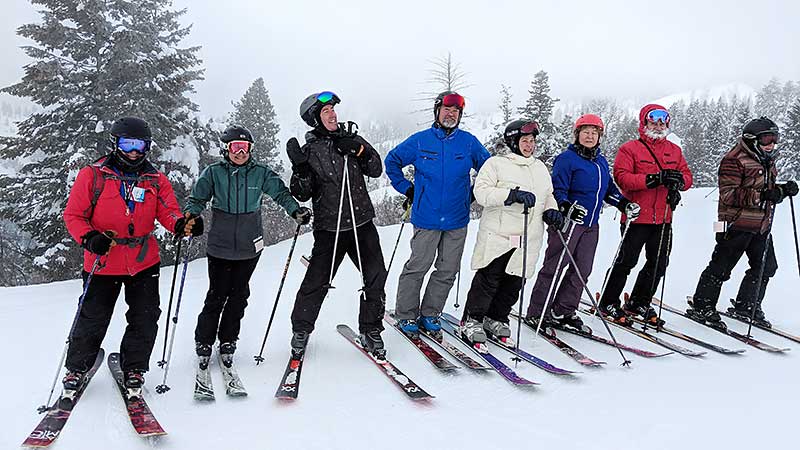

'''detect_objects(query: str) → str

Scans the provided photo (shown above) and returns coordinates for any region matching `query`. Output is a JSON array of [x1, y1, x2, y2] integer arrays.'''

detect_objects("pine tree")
[[0, 0, 203, 280], [780, 98, 800, 180], [229, 78, 282, 173], [755, 78, 784, 123], [518, 71, 560, 166], [484, 84, 514, 155]]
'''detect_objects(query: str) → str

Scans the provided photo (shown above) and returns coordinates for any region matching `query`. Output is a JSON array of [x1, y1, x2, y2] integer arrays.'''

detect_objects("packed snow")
[[3, 187, 798, 450]]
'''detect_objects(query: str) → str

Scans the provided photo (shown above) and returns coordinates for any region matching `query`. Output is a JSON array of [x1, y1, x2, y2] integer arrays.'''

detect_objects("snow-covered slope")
[[3, 188, 798, 450], [650, 82, 757, 107]]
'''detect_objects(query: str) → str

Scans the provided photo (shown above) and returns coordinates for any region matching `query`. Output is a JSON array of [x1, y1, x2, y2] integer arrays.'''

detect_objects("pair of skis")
[[193, 353, 247, 401], [23, 351, 165, 448], [275, 324, 435, 401]]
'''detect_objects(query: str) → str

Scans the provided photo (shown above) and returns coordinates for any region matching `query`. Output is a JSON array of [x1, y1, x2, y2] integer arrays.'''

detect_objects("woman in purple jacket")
[[525, 115, 640, 333]]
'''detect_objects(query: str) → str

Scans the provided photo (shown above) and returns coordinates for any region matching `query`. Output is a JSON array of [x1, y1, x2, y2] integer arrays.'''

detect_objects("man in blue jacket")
[[385, 91, 490, 336]]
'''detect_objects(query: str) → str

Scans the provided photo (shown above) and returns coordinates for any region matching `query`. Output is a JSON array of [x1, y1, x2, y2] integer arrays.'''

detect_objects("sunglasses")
[[646, 109, 670, 124], [117, 137, 149, 153], [520, 121, 539, 134], [316, 91, 338, 104], [441, 93, 465, 109], [227, 140, 252, 155], [757, 133, 779, 146]]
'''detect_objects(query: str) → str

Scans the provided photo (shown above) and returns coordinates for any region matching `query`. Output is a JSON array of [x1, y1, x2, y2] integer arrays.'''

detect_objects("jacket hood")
[[638, 103, 668, 144], [503, 152, 537, 166]]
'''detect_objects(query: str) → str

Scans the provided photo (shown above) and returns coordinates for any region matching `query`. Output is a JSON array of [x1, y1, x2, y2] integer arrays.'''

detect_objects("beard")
[[644, 128, 668, 140], [440, 116, 458, 129]]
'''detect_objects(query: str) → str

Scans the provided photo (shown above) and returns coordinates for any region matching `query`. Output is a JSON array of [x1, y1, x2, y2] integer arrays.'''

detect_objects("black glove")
[[559, 201, 588, 225], [402, 185, 414, 210], [335, 137, 365, 158], [81, 230, 113, 255], [286, 137, 309, 167], [292, 206, 312, 225], [780, 181, 799, 197], [762, 186, 785, 204], [174, 215, 203, 237], [667, 189, 681, 210], [661, 169, 685, 190], [543, 209, 565, 229], [645, 173, 662, 189], [617, 199, 641, 220], [505, 187, 537, 208]]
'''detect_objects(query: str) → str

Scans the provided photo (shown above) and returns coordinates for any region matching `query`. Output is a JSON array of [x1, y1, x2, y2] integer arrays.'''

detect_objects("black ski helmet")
[[742, 116, 780, 159], [433, 91, 464, 129], [300, 91, 341, 128], [109, 116, 152, 172], [220, 125, 254, 144], [504, 119, 539, 154]]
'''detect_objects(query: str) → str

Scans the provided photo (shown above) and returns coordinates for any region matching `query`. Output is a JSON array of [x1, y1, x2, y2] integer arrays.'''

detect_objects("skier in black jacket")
[[286, 91, 388, 358]]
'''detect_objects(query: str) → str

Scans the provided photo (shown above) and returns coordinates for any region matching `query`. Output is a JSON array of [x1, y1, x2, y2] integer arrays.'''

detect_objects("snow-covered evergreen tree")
[[484, 84, 513, 155], [518, 70, 560, 167], [0, 0, 203, 280], [229, 78, 282, 174], [779, 98, 800, 180], [755, 78, 785, 123]]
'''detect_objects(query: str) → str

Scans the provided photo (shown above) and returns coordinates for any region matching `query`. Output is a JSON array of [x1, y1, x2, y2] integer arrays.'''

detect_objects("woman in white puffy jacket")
[[460, 120, 565, 346]]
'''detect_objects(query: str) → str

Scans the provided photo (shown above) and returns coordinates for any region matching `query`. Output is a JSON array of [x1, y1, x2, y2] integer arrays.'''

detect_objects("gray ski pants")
[[394, 226, 468, 320]]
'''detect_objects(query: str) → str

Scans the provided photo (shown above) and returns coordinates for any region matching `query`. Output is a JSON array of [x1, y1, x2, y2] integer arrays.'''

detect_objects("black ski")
[[628, 317, 746, 355], [275, 353, 304, 400], [22, 349, 105, 448], [337, 324, 434, 400], [509, 313, 607, 366], [655, 297, 791, 353], [107, 353, 166, 437], [719, 298, 800, 344]]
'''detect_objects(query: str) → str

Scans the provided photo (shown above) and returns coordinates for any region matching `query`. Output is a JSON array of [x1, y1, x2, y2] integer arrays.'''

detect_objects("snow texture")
[[3, 188, 798, 449]]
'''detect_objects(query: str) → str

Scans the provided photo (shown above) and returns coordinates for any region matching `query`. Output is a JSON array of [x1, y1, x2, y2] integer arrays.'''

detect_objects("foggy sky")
[[2, 0, 799, 125]]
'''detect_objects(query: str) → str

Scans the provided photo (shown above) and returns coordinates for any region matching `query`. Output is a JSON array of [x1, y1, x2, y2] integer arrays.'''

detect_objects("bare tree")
[[413, 52, 471, 119]]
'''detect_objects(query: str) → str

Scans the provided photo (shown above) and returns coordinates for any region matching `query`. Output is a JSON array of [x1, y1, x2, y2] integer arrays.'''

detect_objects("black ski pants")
[[599, 223, 672, 309], [462, 250, 523, 323], [194, 254, 261, 347], [291, 221, 387, 334], [693, 230, 777, 309], [65, 263, 161, 373]]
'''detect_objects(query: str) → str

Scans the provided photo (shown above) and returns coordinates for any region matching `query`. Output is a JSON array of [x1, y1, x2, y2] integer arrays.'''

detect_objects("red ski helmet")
[[574, 114, 604, 133]]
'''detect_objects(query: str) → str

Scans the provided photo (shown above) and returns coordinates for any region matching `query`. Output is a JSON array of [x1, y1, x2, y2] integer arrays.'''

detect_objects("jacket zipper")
[[590, 160, 602, 227]]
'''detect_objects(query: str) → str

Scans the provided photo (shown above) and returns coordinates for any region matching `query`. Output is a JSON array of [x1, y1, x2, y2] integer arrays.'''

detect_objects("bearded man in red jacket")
[[597, 104, 692, 326], [61, 117, 202, 394]]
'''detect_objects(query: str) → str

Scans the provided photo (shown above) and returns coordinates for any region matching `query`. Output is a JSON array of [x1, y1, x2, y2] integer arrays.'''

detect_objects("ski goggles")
[[757, 133, 780, 146], [316, 91, 339, 104], [227, 140, 252, 155], [117, 137, 150, 153], [646, 109, 670, 124], [441, 93, 465, 109], [520, 121, 539, 135]]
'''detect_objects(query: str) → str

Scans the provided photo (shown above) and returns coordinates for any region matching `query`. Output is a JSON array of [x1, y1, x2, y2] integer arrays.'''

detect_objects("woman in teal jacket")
[[185, 125, 310, 366]]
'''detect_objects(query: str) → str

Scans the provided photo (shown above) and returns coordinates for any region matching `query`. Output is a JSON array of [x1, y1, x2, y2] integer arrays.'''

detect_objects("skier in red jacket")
[[597, 104, 692, 325], [61, 117, 202, 394]]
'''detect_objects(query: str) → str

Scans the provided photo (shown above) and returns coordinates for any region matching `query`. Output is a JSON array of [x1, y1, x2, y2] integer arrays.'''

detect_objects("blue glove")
[[505, 187, 537, 208], [543, 209, 565, 229]]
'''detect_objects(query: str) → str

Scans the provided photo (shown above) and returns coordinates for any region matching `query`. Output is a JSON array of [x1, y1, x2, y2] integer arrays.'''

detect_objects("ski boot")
[[219, 342, 236, 368], [123, 370, 145, 399], [597, 303, 631, 325], [417, 315, 442, 339], [687, 298, 727, 331], [194, 343, 214, 401], [290, 331, 309, 359], [728, 300, 772, 329], [396, 318, 420, 337], [483, 317, 514, 346], [552, 311, 592, 334], [195, 342, 212, 369], [623, 301, 665, 328], [460, 317, 488, 352], [523, 313, 558, 332], [358, 329, 387, 360], [60, 370, 85, 407]]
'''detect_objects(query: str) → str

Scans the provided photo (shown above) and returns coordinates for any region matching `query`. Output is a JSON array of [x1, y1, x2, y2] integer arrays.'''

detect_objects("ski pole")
[[651, 200, 672, 331], [254, 223, 302, 364], [454, 270, 461, 308], [593, 219, 632, 320], [746, 202, 776, 337], [513, 206, 530, 367], [344, 163, 368, 302], [326, 157, 350, 290], [386, 205, 411, 274], [533, 220, 575, 340], [554, 229, 632, 367], [790, 197, 800, 277], [38, 255, 102, 413], [156, 237, 192, 394], [157, 238, 183, 368]]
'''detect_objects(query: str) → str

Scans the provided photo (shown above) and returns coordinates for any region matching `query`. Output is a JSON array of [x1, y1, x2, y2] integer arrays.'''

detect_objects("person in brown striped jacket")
[[687, 117, 798, 330]]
